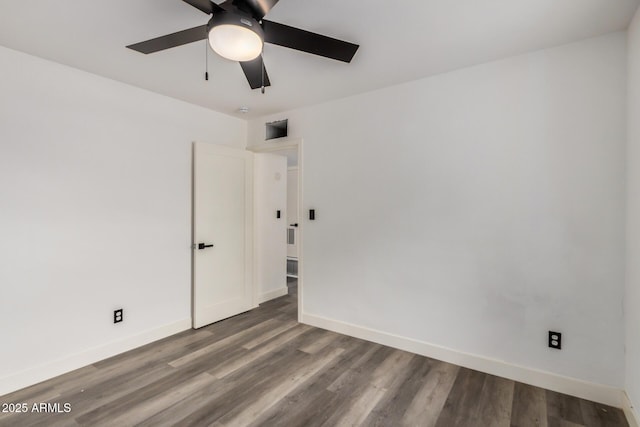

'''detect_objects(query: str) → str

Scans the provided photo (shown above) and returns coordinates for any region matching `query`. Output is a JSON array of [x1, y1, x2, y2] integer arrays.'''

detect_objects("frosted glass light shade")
[[209, 24, 263, 62]]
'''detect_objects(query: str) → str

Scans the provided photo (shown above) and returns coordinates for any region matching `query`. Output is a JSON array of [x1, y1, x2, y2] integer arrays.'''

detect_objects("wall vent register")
[[266, 119, 288, 140]]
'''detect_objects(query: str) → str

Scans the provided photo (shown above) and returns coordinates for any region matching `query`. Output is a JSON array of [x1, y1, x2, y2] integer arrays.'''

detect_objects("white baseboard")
[[624, 392, 640, 427], [301, 312, 623, 407], [258, 287, 288, 304], [0, 318, 191, 397]]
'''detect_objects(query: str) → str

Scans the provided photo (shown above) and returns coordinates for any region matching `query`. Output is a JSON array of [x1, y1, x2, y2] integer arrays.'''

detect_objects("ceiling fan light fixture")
[[208, 13, 264, 62]]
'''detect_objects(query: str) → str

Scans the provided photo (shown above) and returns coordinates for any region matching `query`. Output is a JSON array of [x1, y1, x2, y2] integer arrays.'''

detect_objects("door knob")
[[198, 243, 214, 250]]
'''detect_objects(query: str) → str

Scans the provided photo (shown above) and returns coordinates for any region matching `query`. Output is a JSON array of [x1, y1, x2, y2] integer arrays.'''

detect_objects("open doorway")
[[249, 138, 303, 322], [286, 165, 299, 299]]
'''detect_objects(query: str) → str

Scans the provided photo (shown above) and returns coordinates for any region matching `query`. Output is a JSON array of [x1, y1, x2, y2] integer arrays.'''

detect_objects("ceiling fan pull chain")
[[261, 39, 266, 94], [205, 40, 209, 81]]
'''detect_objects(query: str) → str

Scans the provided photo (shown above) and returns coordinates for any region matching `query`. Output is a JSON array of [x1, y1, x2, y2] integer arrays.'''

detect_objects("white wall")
[[626, 5, 640, 419], [248, 33, 627, 391], [0, 45, 246, 395], [254, 153, 288, 303]]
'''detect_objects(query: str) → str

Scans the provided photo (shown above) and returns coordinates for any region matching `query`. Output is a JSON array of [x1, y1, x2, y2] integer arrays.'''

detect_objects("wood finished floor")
[[0, 288, 629, 427]]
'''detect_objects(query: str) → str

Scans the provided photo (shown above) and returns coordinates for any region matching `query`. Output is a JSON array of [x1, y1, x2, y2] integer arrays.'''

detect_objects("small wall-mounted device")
[[276, 210, 281, 219], [114, 309, 123, 324], [309, 209, 316, 220], [548, 331, 561, 349]]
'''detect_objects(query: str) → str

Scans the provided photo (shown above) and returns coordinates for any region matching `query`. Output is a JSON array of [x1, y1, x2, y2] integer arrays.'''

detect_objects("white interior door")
[[193, 142, 254, 329], [287, 167, 299, 259]]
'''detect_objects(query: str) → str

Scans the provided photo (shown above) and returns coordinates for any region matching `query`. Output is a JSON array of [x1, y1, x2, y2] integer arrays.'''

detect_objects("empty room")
[[1, 0, 640, 425]]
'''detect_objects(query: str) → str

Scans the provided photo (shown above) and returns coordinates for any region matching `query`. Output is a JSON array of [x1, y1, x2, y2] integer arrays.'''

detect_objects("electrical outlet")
[[114, 309, 123, 324], [548, 331, 561, 349]]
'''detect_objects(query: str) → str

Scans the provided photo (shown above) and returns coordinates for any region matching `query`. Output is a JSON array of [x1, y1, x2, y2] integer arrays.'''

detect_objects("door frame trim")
[[247, 138, 304, 322]]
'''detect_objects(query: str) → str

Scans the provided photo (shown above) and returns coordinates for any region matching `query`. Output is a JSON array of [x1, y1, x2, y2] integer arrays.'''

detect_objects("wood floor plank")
[[319, 348, 413, 427], [364, 356, 435, 426], [251, 389, 337, 427], [298, 330, 340, 354], [332, 384, 387, 427], [218, 347, 345, 426], [338, 349, 417, 426], [101, 372, 218, 426], [326, 345, 391, 393], [208, 324, 313, 379], [547, 418, 585, 427], [475, 374, 515, 427], [91, 328, 214, 369], [546, 390, 585, 426], [4, 412, 80, 427], [74, 346, 238, 426], [580, 400, 629, 427], [246, 339, 379, 427], [173, 348, 316, 426], [199, 302, 289, 340], [48, 329, 215, 400], [133, 381, 227, 427], [241, 320, 298, 350], [511, 382, 549, 427], [135, 358, 286, 427], [369, 349, 415, 388], [434, 368, 488, 427], [169, 318, 280, 367], [54, 363, 177, 418], [402, 360, 460, 427]]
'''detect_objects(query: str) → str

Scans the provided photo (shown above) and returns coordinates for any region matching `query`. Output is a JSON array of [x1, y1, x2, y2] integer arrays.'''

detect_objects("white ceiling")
[[0, 0, 637, 119]]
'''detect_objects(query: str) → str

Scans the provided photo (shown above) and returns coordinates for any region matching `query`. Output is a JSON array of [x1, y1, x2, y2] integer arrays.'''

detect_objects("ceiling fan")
[[127, 0, 360, 91]]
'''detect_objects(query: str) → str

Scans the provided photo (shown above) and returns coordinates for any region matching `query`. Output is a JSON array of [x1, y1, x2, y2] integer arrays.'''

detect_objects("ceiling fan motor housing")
[[208, 10, 263, 35]]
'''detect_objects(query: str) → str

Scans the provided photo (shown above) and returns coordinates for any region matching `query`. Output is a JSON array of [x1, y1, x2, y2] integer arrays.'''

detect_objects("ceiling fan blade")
[[239, 0, 280, 20], [181, 0, 223, 14], [240, 56, 271, 89], [217, 1, 234, 11], [262, 20, 359, 63], [127, 25, 208, 54]]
